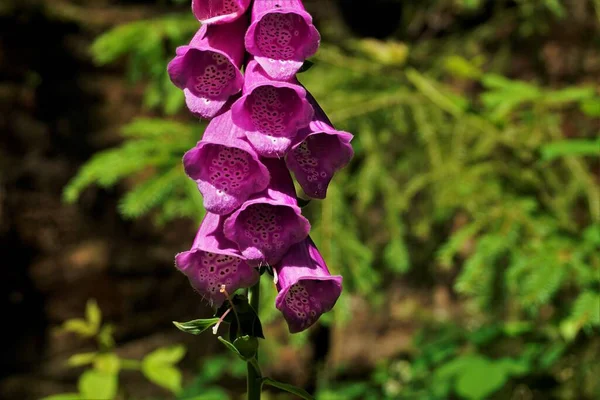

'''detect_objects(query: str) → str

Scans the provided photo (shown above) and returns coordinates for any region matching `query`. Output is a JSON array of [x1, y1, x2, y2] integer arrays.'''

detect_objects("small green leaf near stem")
[[261, 377, 315, 400], [172, 318, 220, 335]]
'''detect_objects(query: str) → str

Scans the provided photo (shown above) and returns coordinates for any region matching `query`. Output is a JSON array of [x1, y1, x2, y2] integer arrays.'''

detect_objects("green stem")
[[247, 280, 262, 400]]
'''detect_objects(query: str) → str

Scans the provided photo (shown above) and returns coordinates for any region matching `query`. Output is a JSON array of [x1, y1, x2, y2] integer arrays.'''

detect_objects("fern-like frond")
[[570, 291, 600, 328], [63, 140, 172, 203], [91, 14, 197, 66], [64, 117, 201, 225], [118, 166, 185, 219]]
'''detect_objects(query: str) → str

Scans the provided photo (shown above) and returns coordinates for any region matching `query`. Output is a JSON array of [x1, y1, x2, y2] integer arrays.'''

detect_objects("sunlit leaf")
[[141, 345, 186, 394], [85, 299, 102, 333], [94, 353, 121, 375], [78, 370, 118, 400], [541, 139, 600, 160], [173, 318, 220, 335], [62, 319, 95, 338], [67, 352, 97, 367]]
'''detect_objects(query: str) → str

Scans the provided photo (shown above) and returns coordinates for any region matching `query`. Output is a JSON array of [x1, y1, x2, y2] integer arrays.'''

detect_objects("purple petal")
[[245, 0, 320, 80], [183, 108, 270, 215], [192, 0, 251, 25], [175, 213, 259, 307], [286, 95, 353, 198], [231, 60, 313, 157], [167, 20, 246, 118], [274, 237, 342, 333], [223, 158, 310, 266]]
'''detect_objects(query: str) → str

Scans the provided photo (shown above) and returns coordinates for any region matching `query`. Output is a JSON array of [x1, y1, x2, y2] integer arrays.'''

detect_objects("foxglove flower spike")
[[245, 0, 320, 80], [183, 108, 270, 215], [224, 158, 310, 266], [175, 213, 259, 307], [168, 18, 247, 118], [274, 237, 342, 333]]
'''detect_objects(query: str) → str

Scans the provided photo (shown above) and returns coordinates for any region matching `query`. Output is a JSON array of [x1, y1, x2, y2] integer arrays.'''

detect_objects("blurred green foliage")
[[63, 0, 600, 398], [43, 300, 187, 400]]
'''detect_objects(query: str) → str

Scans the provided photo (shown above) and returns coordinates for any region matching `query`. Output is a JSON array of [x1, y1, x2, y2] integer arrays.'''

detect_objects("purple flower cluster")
[[169, 0, 353, 333]]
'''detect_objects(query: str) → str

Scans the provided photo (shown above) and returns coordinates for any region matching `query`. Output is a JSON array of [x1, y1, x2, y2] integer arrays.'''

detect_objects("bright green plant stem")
[[247, 280, 262, 400]]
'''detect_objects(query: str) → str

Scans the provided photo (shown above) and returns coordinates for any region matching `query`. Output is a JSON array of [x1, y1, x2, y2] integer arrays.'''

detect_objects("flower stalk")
[[170, 0, 352, 398], [247, 280, 262, 400]]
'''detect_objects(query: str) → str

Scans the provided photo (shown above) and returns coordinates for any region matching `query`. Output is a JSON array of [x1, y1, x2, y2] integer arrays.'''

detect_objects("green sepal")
[[173, 318, 220, 335], [233, 336, 258, 360], [214, 295, 264, 340], [261, 377, 315, 400], [259, 265, 274, 276], [217, 336, 242, 359]]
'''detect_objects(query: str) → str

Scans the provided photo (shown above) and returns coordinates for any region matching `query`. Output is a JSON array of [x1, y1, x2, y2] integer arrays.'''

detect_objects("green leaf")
[[90, 14, 197, 66], [142, 364, 183, 394], [62, 319, 96, 337], [568, 290, 600, 327], [544, 0, 566, 17], [173, 318, 221, 335], [434, 356, 472, 380], [97, 324, 116, 349], [118, 167, 185, 219], [480, 74, 542, 121], [217, 336, 242, 359], [259, 265, 274, 277], [67, 352, 97, 367], [468, 325, 501, 345], [141, 345, 186, 394], [78, 370, 118, 400], [384, 238, 410, 274], [495, 357, 530, 376], [580, 98, 600, 117], [406, 68, 469, 116], [233, 336, 258, 360], [453, 357, 508, 400], [214, 294, 264, 340], [85, 299, 102, 333], [540, 343, 567, 369], [40, 394, 81, 400], [143, 345, 186, 365], [541, 139, 600, 160], [559, 319, 580, 341], [120, 118, 201, 142], [262, 377, 315, 400], [543, 86, 595, 105], [62, 142, 167, 203], [461, 0, 483, 10], [94, 353, 121, 375], [199, 356, 230, 382], [120, 359, 141, 370], [352, 38, 409, 66], [444, 55, 482, 79], [503, 321, 533, 337]]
